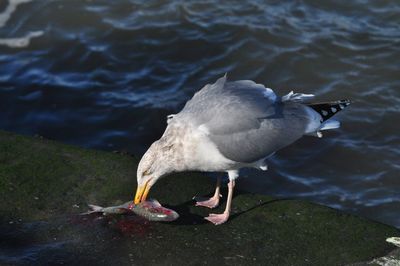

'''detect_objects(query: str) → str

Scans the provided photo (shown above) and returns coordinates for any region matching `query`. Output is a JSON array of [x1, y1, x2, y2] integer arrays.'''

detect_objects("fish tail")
[[80, 204, 104, 215]]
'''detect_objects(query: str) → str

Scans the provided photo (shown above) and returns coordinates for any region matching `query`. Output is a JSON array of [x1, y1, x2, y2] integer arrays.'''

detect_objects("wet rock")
[[0, 130, 399, 265]]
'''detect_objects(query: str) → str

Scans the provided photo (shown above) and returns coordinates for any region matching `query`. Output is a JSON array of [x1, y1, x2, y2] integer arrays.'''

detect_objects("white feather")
[[320, 120, 341, 131], [304, 106, 323, 134], [282, 91, 315, 102]]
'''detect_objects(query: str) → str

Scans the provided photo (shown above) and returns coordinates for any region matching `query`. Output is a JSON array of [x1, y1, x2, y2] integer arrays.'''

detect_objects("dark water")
[[0, 0, 399, 232]]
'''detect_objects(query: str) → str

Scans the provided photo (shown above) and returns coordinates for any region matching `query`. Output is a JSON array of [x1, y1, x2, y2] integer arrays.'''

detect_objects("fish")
[[81, 199, 179, 222]]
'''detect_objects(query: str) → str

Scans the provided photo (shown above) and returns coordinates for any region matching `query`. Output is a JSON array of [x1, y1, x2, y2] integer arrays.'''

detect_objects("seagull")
[[134, 75, 351, 225]]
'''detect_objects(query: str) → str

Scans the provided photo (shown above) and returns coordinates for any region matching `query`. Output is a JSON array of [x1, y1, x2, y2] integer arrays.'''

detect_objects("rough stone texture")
[[0, 130, 399, 265]]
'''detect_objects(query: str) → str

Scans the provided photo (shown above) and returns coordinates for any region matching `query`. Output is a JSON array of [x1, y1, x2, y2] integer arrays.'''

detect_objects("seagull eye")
[[143, 169, 151, 176]]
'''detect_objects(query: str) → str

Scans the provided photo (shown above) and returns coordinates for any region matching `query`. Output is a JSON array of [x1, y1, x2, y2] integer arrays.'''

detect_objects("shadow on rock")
[[167, 199, 208, 226]]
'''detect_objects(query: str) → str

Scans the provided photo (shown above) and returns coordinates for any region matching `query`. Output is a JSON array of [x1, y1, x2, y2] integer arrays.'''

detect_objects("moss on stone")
[[0, 130, 139, 221], [0, 130, 398, 265]]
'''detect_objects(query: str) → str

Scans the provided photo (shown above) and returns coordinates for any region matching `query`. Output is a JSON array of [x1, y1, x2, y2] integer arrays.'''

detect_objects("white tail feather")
[[320, 120, 340, 131], [305, 119, 341, 138]]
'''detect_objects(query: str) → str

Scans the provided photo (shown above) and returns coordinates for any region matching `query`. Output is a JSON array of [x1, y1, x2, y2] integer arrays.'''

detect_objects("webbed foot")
[[193, 194, 221, 209], [204, 212, 230, 225]]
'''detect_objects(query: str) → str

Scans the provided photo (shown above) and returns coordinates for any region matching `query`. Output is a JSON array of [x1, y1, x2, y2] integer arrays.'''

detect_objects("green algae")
[[0, 130, 398, 265]]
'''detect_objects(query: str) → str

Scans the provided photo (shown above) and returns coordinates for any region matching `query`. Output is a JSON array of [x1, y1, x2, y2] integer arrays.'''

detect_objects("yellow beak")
[[134, 179, 151, 204]]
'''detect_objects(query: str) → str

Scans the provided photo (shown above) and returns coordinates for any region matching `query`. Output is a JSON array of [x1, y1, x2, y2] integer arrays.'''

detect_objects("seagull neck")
[[158, 122, 192, 172]]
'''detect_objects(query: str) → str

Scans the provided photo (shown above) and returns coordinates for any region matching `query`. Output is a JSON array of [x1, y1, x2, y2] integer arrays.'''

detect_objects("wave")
[[0, 0, 32, 28], [0, 30, 43, 48]]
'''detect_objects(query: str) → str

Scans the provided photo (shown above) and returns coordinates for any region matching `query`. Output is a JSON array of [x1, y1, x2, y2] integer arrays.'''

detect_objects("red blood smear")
[[70, 214, 152, 237], [161, 209, 172, 215], [114, 216, 151, 237]]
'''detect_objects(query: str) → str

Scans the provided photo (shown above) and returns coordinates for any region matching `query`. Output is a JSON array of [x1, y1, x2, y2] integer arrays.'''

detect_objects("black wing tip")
[[307, 99, 352, 121], [338, 99, 352, 105], [334, 99, 352, 108], [309, 99, 352, 107]]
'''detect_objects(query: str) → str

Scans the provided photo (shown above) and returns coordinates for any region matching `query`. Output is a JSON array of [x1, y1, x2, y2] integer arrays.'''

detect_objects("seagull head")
[[134, 140, 175, 204]]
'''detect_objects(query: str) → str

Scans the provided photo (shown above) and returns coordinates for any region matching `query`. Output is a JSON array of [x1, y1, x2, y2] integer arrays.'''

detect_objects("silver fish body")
[[82, 199, 179, 222], [131, 199, 179, 222]]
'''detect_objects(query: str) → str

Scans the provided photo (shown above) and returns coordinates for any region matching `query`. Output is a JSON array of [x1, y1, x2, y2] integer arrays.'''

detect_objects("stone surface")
[[0, 130, 399, 265]]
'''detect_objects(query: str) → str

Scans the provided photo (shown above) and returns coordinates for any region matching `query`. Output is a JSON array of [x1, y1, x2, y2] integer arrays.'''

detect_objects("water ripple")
[[0, 0, 399, 228]]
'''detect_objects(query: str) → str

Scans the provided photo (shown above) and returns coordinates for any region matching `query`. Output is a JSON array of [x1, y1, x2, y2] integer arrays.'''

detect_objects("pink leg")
[[194, 177, 221, 209], [205, 179, 235, 225]]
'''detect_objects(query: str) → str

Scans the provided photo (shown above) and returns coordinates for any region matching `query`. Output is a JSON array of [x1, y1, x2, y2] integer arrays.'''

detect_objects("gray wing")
[[178, 76, 310, 163]]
